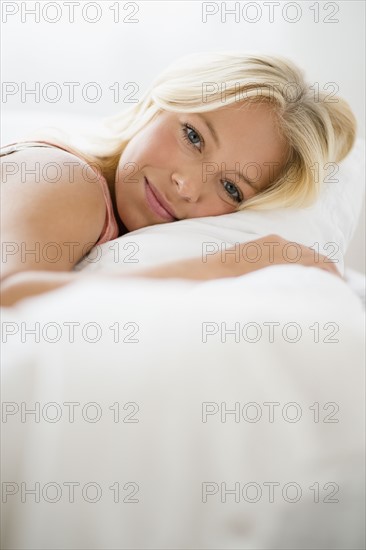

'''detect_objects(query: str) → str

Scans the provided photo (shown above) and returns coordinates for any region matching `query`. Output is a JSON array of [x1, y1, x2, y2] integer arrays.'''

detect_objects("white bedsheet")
[[1, 264, 365, 549]]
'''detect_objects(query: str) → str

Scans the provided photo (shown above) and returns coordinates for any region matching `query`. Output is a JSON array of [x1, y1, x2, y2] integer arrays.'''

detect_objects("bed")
[[1, 117, 365, 548]]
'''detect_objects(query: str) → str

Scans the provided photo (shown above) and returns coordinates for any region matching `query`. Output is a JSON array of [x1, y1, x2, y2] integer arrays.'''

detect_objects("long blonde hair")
[[29, 51, 357, 210]]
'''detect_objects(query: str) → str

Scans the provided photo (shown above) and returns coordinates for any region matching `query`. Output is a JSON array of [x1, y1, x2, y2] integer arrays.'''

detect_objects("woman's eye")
[[181, 122, 243, 205], [222, 180, 243, 204], [181, 123, 203, 151]]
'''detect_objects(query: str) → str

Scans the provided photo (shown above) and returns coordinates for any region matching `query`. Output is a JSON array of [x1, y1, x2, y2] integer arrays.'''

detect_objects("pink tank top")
[[0, 140, 120, 246]]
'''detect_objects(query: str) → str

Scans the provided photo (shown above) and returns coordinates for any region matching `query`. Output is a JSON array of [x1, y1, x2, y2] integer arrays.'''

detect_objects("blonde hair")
[[29, 51, 357, 210]]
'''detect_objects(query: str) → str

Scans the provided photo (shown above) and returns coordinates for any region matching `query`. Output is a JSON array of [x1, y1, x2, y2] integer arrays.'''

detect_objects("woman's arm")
[[0, 235, 342, 307], [139, 234, 343, 280]]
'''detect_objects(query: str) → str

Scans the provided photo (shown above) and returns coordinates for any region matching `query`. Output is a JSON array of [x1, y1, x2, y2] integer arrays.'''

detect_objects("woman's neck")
[[104, 166, 129, 237]]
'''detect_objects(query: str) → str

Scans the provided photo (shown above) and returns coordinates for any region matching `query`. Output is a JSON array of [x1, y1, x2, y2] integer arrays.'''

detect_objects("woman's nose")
[[174, 175, 202, 203]]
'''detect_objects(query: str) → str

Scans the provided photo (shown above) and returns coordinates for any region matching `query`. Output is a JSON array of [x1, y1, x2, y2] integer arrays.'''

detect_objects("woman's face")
[[114, 101, 289, 232]]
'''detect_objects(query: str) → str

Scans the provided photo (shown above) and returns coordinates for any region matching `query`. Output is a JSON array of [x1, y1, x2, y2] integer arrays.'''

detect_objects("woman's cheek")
[[117, 119, 179, 176], [147, 128, 177, 166]]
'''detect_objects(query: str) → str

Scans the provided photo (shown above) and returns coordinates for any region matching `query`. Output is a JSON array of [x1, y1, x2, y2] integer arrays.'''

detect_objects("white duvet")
[[1, 127, 365, 549], [1, 263, 365, 549]]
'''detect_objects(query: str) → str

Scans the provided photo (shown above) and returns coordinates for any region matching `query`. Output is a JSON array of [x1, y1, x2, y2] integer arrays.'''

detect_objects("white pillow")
[[76, 138, 365, 276]]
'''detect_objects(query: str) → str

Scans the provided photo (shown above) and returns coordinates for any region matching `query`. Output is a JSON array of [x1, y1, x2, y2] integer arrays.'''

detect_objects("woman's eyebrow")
[[236, 171, 259, 191], [196, 113, 220, 148]]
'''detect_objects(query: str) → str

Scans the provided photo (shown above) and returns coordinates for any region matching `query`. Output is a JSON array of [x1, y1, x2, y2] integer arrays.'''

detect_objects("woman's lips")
[[144, 178, 177, 221]]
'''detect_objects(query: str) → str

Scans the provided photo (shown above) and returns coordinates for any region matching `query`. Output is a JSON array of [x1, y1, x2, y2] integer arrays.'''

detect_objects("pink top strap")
[[0, 140, 120, 246]]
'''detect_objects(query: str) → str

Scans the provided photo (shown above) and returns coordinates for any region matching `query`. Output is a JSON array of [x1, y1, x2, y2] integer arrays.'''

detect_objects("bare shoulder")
[[1, 146, 108, 277], [1, 146, 107, 221], [1, 145, 105, 191]]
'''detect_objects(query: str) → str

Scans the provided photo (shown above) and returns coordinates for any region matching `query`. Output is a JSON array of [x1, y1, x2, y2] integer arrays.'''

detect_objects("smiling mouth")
[[144, 178, 178, 221]]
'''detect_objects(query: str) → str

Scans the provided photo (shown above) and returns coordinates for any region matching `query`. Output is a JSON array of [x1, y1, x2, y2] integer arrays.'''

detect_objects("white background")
[[1, 0, 365, 271]]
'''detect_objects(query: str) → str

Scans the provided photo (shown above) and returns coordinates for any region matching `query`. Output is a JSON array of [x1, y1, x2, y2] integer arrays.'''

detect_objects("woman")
[[0, 52, 356, 306]]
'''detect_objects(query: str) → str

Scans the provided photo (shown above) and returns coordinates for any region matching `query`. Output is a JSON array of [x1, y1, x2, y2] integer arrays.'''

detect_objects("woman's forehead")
[[199, 102, 288, 167]]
